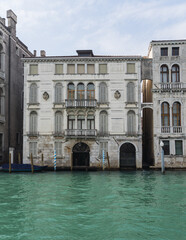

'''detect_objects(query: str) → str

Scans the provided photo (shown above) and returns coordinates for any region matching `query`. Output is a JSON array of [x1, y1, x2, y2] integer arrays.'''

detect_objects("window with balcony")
[[172, 47, 179, 56], [67, 83, 75, 99], [161, 47, 168, 56], [87, 83, 95, 100], [99, 64, 107, 74], [87, 114, 95, 129], [87, 64, 95, 74], [171, 64, 180, 82], [161, 102, 170, 126], [55, 111, 62, 134], [160, 65, 169, 83], [29, 64, 38, 75], [29, 83, 37, 104], [77, 83, 85, 100], [55, 64, 63, 74], [67, 64, 75, 74], [29, 111, 37, 135], [77, 114, 85, 130], [99, 82, 108, 103], [127, 82, 135, 103], [175, 140, 183, 155], [29, 142, 37, 157], [68, 114, 75, 129], [77, 64, 85, 74], [127, 63, 135, 74], [127, 110, 136, 135], [99, 111, 108, 135], [172, 102, 181, 127], [162, 140, 170, 155], [0, 88, 4, 115], [55, 83, 62, 103]]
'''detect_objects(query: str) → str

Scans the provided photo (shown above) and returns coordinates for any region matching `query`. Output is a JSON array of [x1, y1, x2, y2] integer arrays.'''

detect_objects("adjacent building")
[[0, 10, 33, 163], [23, 50, 142, 169], [147, 40, 186, 168]]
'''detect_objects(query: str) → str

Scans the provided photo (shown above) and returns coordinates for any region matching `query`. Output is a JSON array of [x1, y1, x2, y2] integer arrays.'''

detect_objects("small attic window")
[[76, 50, 94, 57]]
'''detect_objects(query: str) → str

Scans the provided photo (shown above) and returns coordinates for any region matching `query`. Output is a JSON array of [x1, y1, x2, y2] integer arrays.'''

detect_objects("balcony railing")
[[65, 129, 97, 137], [161, 126, 182, 133], [159, 82, 185, 90], [65, 99, 97, 108], [27, 132, 39, 137], [53, 131, 64, 137]]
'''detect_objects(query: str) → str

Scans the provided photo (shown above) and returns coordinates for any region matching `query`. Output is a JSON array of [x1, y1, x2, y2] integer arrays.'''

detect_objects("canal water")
[[0, 171, 185, 240]]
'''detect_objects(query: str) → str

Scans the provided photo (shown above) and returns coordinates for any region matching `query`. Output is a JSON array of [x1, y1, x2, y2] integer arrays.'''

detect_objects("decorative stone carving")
[[114, 90, 121, 99], [43, 92, 49, 100]]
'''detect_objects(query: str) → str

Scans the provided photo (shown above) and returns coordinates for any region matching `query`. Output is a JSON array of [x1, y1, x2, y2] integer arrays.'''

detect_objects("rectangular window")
[[127, 63, 135, 73], [55, 64, 63, 74], [67, 64, 75, 74], [172, 47, 179, 56], [68, 116, 75, 129], [162, 140, 170, 155], [99, 142, 108, 158], [55, 142, 62, 157], [16, 132, 21, 145], [77, 64, 85, 74], [29, 142, 37, 157], [99, 64, 107, 74], [30, 64, 38, 75], [175, 140, 183, 155], [161, 47, 168, 56], [87, 64, 95, 74]]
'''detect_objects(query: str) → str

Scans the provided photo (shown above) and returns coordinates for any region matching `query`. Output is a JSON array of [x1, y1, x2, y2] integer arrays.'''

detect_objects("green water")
[[0, 171, 185, 240]]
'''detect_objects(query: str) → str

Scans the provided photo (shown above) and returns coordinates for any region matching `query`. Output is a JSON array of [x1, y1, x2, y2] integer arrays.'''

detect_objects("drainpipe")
[[8, 35, 11, 151]]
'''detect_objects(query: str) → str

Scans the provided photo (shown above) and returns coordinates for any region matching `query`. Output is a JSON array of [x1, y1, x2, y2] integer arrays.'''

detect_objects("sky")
[[1, 0, 186, 56]]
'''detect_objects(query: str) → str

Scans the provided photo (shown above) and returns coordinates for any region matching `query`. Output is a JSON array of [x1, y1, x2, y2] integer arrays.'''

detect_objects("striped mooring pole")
[[54, 150, 57, 171], [102, 150, 105, 170]]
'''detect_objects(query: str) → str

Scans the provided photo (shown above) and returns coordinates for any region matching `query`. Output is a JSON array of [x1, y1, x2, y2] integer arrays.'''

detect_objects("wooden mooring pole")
[[30, 153, 34, 174], [41, 153, 44, 166], [107, 152, 110, 170], [9, 153, 11, 174], [18, 153, 21, 164], [71, 153, 73, 171]]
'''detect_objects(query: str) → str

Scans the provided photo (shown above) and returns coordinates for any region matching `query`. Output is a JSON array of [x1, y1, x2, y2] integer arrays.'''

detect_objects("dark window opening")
[[172, 47, 179, 56], [162, 140, 170, 155], [161, 48, 168, 56]]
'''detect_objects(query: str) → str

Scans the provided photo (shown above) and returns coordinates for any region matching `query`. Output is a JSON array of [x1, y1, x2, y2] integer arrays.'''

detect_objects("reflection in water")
[[0, 171, 185, 240]]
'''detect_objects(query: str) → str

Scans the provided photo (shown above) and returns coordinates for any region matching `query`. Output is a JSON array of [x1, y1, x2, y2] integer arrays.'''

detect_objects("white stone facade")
[[149, 40, 186, 168], [23, 52, 142, 169]]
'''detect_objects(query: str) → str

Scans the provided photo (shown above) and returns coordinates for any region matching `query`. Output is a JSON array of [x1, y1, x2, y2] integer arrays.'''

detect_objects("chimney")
[[40, 50, 46, 57], [33, 50, 37, 57], [7, 10, 17, 36]]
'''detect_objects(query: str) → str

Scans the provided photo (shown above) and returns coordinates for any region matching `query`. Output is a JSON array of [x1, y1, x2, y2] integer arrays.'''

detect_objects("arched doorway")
[[120, 143, 136, 168], [73, 142, 90, 167]]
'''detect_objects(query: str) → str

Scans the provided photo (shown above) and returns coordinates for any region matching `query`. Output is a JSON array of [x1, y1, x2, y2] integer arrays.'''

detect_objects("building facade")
[[23, 50, 142, 169], [148, 40, 186, 168], [0, 10, 33, 163]]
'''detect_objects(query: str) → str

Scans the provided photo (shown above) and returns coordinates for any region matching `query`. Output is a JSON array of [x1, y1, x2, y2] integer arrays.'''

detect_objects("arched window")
[[68, 113, 75, 129], [55, 83, 62, 103], [30, 111, 37, 134], [172, 102, 181, 126], [55, 111, 62, 133], [161, 102, 170, 126], [160, 65, 169, 83], [29, 83, 37, 103], [99, 82, 108, 103], [67, 83, 75, 99], [99, 111, 108, 135], [87, 83, 95, 100], [127, 82, 135, 103], [77, 83, 85, 100], [171, 64, 180, 82], [0, 88, 4, 115], [127, 110, 135, 134]]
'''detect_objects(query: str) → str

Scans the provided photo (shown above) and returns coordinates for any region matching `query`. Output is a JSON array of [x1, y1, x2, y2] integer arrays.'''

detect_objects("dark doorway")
[[72, 142, 90, 167], [120, 143, 136, 168]]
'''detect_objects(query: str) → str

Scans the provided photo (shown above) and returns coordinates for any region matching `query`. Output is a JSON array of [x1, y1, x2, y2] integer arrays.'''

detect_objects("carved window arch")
[[87, 83, 95, 100], [99, 82, 108, 103], [29, 83, 37, 103], [77, 83, 85, 100], [171, 64, 180, 82], [160, 65, 169, 83], [67, 83, 75, 99], [161, 102, 170, 126], [172, 102, 181, 126]]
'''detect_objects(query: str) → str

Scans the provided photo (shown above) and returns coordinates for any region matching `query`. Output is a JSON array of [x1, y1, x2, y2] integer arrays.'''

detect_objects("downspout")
[[8, 35, 11, 150]]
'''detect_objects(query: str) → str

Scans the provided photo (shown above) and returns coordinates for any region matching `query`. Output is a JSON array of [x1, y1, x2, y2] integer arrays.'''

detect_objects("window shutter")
[[99, 83, 107, 103], [55, 112, 62, 133], [99, 64, 107, 74], [30, 142, 37, 156], [77, 64, 85, 74], [87, 64, 95, 74], [127, 111, 135, 134], [30, 84, 37, 103], [67, 64, 75, 74], [55, 142, 62, 156], [30, 64, 38, 75], [127, 82, 134, 102], [30, 112, 37, 133], [127, 63, 135, 73], [55, 64, 63, 74], [55, 84, 62, 103], [100, 112, 108, 133]]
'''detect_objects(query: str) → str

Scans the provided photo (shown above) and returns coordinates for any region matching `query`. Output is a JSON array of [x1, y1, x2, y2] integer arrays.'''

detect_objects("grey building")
[[0, 10, 33, 163]]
